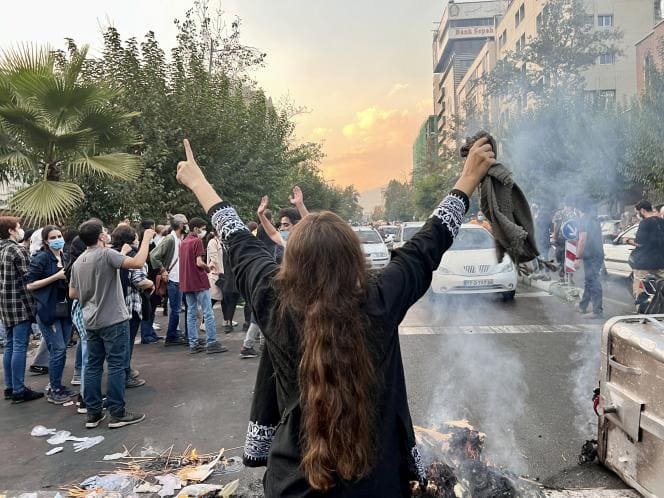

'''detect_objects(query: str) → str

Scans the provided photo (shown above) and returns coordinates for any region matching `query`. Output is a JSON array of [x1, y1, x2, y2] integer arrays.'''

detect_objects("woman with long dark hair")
[[26, 225, 76, 404], [176, 138, 495, 496]]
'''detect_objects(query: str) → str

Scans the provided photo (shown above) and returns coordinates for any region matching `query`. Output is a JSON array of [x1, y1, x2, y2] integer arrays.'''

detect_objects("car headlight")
[[438, 265, 453, 274], [489, 260, 514, 274]]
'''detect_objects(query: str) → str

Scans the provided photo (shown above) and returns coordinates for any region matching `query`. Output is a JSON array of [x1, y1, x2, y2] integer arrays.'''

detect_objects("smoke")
[[424, 298, 528, 474], [570, 330, 601, 438]]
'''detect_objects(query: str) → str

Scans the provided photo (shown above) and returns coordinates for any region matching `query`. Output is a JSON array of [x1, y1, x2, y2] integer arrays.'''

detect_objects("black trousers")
[[221, 291, 240, 321]]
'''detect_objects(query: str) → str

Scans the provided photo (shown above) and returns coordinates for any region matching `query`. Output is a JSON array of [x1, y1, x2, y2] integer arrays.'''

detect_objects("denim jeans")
[[75, 337, 88, 397], [3, 320, 32, 393], [85, 321, 129, 417], [184, 289, 217, 347], [32, 337, 49, 367], [579, 256, 603, 314], [166, 281, 181, 340], [36, 317, 72, 391]]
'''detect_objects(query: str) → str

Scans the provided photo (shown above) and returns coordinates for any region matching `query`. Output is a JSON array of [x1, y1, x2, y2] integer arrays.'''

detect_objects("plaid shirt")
[[126, 265, 148, 317], [0, 239, 34, 327]]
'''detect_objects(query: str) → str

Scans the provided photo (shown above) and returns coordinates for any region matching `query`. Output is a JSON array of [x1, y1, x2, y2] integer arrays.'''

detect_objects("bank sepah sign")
[[451, 25, 495, 39]]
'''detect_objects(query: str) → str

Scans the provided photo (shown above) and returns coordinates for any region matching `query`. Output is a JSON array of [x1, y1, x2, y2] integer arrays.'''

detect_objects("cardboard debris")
[[177, 449, 224, 482]]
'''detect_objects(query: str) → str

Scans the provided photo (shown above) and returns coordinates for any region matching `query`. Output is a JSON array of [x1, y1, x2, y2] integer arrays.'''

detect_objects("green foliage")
[[383, 179, 414, 222], [624, 39, 664, 197], [0, 44, 141, 224]]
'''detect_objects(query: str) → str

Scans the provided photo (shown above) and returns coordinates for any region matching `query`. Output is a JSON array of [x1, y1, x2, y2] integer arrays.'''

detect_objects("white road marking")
[[399, 324, 599, 335]]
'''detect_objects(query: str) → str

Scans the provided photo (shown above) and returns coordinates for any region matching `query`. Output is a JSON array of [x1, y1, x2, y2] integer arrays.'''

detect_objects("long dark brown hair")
[[275, 211, 377, 491]]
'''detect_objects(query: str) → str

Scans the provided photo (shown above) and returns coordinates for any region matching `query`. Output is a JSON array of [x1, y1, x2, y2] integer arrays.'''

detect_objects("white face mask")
[[198, 230, 207, 239], [16, 228, 25, 242]]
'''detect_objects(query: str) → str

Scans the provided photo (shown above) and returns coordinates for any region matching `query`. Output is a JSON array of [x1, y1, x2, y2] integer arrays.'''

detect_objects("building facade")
[[412, 115, 439, 184], [434, 0, 659, 145], [636, 18, 664, 94], [432, 0, 505, 151]]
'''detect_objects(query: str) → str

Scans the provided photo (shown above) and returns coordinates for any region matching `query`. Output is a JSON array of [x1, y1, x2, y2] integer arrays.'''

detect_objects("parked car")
[[378, 225, 399, 251], [603, 224, 637, 278], [600, 219, 622, 243], [430, 224, 517, 300], [393, 222, 425, 250], [352, 226, 390, 269]]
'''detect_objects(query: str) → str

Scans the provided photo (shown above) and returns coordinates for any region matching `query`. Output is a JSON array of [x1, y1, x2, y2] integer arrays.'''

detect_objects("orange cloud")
[[319, 105, 423, 191]]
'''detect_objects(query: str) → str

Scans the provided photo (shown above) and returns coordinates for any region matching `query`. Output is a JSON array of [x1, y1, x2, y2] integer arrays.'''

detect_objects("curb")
[[520, 274, 580, 303]]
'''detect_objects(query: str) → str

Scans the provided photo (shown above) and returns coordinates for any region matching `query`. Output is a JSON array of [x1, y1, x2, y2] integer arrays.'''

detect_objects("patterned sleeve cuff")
[[431, 190, 469, 238], [209, 201, 250, 241], [242, 421, 276, 466]]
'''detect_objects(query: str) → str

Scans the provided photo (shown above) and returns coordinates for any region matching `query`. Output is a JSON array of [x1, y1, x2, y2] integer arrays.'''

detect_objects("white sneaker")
[[153, 323, 161, 331], [199, 322, 206, 331]]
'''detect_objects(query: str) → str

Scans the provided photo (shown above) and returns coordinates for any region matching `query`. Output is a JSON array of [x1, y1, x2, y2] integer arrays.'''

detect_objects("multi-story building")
[[636, 18, 664, 94], [412, 115, 439, 184], [432, 0, 505, 151], [435, 0, 659, 143]]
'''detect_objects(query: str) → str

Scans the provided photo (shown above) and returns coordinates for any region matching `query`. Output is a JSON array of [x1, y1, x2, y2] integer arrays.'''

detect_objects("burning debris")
[[65, 445, 242, 497], [412, 421, 545, 498]]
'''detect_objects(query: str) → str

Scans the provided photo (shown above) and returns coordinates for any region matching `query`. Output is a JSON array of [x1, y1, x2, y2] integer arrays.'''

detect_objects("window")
[[598, 52, 615, 65], [598, 15, 613, 27], [515, 4, 525, 27], [598, 89, 616, 106], [516, 33, 526, 53], [499, 30, 507, 49]]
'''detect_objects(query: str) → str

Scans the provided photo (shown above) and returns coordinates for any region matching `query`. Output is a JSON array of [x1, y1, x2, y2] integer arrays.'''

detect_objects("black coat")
[[209, 192, 467, 498]]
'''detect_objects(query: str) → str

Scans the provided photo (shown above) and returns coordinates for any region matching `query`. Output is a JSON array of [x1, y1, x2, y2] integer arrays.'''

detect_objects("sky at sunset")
[[0, 0, 445, 209]]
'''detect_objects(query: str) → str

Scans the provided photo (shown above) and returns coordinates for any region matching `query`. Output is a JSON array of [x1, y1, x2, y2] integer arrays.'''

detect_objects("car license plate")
[[463, 279, 493, 287]]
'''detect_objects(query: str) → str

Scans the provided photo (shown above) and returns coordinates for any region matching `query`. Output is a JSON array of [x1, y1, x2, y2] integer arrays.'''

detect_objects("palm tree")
[[0, 45, 140, 224]]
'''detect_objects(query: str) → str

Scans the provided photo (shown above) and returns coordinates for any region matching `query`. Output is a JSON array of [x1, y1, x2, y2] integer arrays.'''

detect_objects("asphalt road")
[[0, 278, 637, 494]]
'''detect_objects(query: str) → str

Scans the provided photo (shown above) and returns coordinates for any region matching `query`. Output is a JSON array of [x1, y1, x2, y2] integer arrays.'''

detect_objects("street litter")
[[47, 431, 74, 445], [156, 474, 182, 497], [177, 479, 239, 497], [104, 450, 130, 461], [45, 447, 63, 456], [31, 425, 56, 437], [177, 449, 224, 482], [70, 473, 136, 496], [63, 400, 74, 406], [73, 435, 105, 452], [134, 482, 162, 493]]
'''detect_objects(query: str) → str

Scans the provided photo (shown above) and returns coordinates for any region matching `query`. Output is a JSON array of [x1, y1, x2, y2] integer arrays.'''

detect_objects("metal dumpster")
[[598, 315, 664, 498]]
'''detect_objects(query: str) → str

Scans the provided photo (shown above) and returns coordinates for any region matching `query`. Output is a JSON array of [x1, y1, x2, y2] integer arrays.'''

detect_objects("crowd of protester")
[[0, 188, 309, 429]]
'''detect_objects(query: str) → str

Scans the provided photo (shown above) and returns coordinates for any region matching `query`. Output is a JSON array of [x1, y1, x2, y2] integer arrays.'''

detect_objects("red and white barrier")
[[565, 240, 578, 273]]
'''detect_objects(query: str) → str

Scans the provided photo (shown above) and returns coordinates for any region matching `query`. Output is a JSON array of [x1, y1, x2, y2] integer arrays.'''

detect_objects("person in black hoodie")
[[175, 137, 495, 497], [629, 199, 664, 298]]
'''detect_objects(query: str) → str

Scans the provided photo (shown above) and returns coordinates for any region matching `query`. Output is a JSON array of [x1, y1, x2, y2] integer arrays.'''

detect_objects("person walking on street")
[[574, 202, 604, 319], [181, 217, 228, 354], [25, 226, 76, 403], [176, 137, 495, 497], [150, 214, 188, 346], [139, 219, 162, 344], [69, 219, 154, 429], [628, 200, 664, 299], [0, 216, 44, 403]]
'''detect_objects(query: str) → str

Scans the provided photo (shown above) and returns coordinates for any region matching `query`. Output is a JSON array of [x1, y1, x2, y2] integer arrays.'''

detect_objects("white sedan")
[[430, 224, 518, 300], [603, 224, 637, 278]]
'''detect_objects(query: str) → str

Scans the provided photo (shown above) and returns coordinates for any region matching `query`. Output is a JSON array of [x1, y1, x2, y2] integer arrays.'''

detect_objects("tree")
[[0, 45, 140, 224], [382, 179, 414, 222], [624, 39, 664, 197], [484, 0, 622, 105]]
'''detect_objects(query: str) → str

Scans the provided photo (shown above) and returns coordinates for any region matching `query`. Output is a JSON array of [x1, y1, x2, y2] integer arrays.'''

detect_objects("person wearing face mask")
[[0, 216, 44, 403], [470, 210, 492, 232], [150, 214, 188, 346], [25, 226, 76, 404], [180, 217, 228, 354], [256, 187, 307, 249]]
